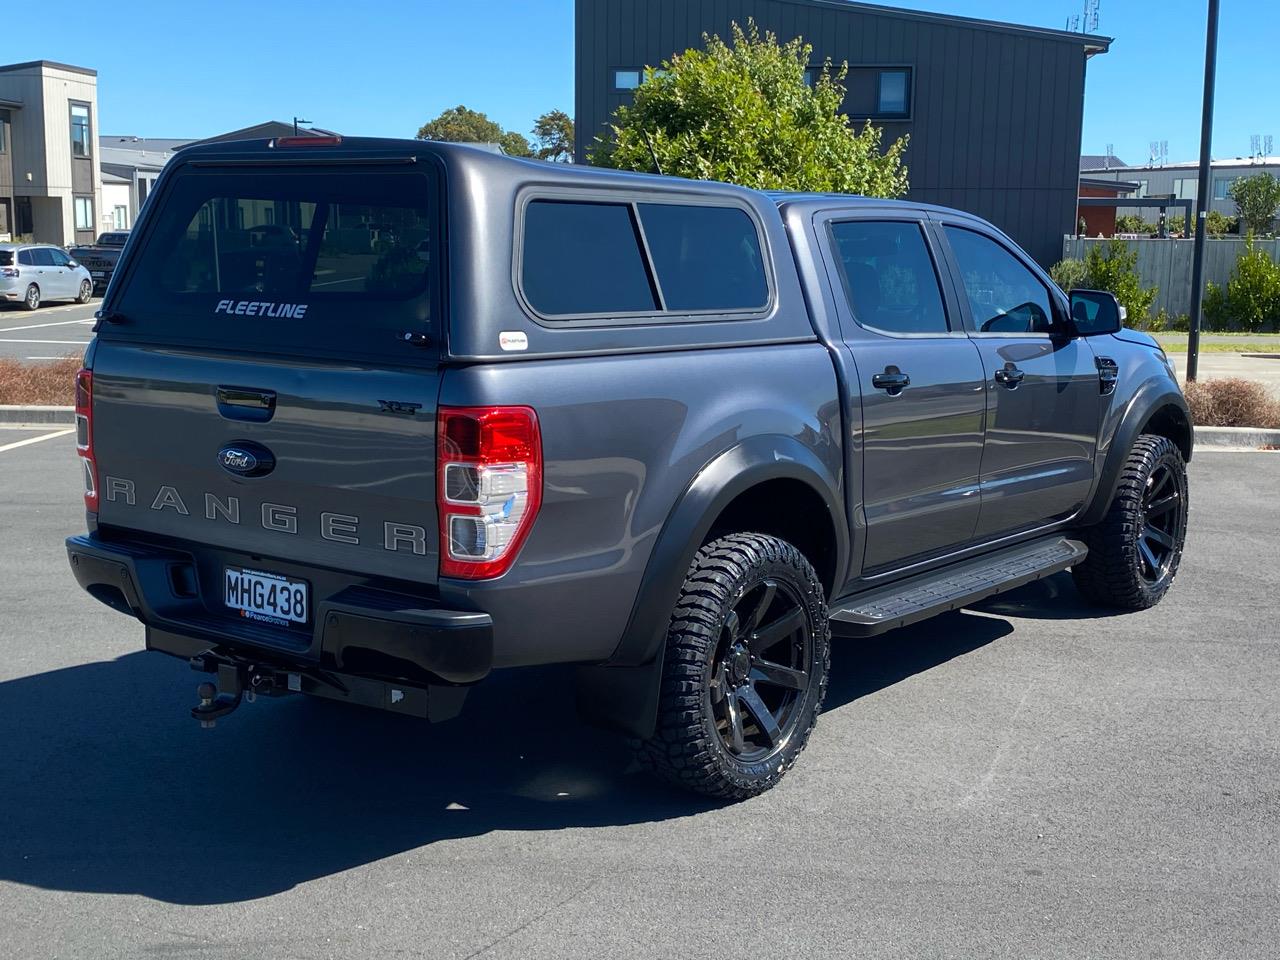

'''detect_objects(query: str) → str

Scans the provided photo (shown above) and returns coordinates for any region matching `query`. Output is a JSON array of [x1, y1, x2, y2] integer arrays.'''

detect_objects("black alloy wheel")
[[639, 533, 830, 800], [709, 577, 812, 764]]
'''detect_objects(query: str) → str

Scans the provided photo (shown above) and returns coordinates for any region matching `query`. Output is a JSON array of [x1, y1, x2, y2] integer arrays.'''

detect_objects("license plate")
[[224, 567, 308, 625], [91, 271, 105, 278]]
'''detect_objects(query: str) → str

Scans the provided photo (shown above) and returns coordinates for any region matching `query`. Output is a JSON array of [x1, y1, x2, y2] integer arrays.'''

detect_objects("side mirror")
[[1069, 289, 1125, 336], [67, 260, 78, 269]]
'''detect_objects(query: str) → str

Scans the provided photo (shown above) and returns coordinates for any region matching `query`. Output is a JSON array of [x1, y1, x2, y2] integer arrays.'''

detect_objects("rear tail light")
[[437, 406, 542, 580], [1, 267, 17, 278], [75, 368, 98, 511]]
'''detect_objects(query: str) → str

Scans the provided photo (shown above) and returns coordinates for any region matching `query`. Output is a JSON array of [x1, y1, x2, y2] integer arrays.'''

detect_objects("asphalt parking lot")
[[0, 301, 99, 362], [0, 431, 1276, 959]]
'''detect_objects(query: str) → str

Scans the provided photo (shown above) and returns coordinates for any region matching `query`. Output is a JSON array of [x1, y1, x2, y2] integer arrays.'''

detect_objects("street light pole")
[[293, 116, 311, 137], [1186, 0, 1220, 383]]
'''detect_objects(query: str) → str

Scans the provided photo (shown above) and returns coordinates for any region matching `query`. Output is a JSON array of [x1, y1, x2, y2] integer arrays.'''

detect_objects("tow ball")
[[189, 653, 299, 728]]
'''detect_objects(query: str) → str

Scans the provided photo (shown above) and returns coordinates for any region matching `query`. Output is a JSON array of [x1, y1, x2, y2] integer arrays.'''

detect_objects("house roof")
[[774, 0, 1112, 52], [1079, 177, 1141, 191], [1080, 153, 1128, 171], [185, 121, 341, 147], [101, 170, 132, 185], [0, 60, 96, 77], [1082, 157, 1280, 174]]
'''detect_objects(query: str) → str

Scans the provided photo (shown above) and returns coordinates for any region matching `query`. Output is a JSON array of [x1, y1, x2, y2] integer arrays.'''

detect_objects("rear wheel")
[[638, 533, 830, 800], [76, 279, 92, 304], [22, 284, 40, 311], [1072, 434, 1188, 610]]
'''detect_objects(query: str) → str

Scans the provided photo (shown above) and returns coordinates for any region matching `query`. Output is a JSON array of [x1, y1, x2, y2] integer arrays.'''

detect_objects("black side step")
[[828, 536, 1088, 638]]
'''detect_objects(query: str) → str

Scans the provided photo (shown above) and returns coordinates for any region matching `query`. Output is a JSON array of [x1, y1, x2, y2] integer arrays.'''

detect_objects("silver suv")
[[0, 243, 94, 310]]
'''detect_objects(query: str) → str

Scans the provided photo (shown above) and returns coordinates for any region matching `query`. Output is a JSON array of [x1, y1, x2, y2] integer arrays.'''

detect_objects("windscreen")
[[113, 165, 441, 361]]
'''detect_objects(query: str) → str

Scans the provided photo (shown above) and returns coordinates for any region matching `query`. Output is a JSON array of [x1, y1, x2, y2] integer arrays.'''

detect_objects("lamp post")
[[293, 117, 311, 137], [1186, 0, 1220, 382]]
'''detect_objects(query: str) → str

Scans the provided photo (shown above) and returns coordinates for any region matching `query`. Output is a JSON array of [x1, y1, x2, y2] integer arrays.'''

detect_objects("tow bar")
[[188, 651, 333, 728]]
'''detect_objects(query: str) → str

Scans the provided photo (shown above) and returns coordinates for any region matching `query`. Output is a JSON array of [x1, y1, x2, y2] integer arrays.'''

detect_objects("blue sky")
[[29, 0, 1276, 165]]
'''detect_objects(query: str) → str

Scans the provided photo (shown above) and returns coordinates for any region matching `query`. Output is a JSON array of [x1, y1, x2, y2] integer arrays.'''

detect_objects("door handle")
[[994, 366, 1025, 388], [216, 386, 277, 423], [871, 370, 911, 395]]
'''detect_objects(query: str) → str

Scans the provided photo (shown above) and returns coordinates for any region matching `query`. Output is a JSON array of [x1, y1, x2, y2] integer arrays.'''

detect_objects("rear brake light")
[[75, 368, 98, 512], [1, 267, 17, 278], [272, 135, 343, 148], [437, 406, 542, 580]]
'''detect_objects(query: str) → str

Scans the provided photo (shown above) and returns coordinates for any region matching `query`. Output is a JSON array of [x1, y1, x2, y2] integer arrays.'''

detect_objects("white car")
[[0, 243, 94, 310]]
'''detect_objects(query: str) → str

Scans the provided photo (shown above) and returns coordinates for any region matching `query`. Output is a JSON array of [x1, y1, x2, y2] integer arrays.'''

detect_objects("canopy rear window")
[[111, 165, 441, 361]]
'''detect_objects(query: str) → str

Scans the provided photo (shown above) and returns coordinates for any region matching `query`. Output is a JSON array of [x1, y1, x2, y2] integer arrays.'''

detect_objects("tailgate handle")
[[217, 386, 276, 422]]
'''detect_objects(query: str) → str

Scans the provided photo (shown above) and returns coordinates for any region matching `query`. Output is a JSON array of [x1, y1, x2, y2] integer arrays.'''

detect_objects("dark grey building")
[[575, 0, 1111, 266]]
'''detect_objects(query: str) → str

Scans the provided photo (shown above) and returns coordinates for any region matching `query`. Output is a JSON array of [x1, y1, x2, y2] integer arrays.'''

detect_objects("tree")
[[1082, 238, 1158, 322], [416, 105, 531, 157], [532, 109, 575, 162], [591, 20, 909, 197], [1229, 172, 1280, 236]]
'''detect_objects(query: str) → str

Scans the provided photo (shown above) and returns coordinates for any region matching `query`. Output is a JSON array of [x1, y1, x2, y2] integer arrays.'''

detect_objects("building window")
[[74, 196, 94, 231], [0, 117, 7, 155], [612, 69, 642, 91], [876, 69, 910, 118], [1213, 177, 1239, 200], [71, 104, 91, 157], [113, 205, 128, 230], [138, 178, 150, 207], [1173, 178, 1197, 201]]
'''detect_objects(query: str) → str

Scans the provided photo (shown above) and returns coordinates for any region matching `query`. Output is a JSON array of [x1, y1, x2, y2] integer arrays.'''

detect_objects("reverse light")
[[75, 368, 98, 511], [437, 406, 542, 580]]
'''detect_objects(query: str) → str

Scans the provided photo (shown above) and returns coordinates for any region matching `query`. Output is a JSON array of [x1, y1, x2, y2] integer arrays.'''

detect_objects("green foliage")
[[1144, 309, 1190, 333], [1081, 239, 1158, 321], [1049, 257, 1088, 292], [1229, 172, 1280, 236], [1115, 214, 1154, 235], [416, 105, 532, 157], [531, 109, 575, 162], [1202, 239, 1280, 332], [1206, 210, 1238, 236], [591, 20, 909, 197]]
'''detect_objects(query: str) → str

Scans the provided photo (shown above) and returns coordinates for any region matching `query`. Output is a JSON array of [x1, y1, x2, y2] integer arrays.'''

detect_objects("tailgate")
[[90, 156, 446, 586], [92, 342, 440, 584]]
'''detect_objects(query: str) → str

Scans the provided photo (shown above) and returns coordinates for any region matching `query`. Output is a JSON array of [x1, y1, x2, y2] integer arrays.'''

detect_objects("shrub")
[[1184, 378, 1280, 429], [1206, 210, 1238, 236], [1145, 310, 1190, 333], [1115, 214, 1154, 235], [1049, 257, 1088, 292], [1202, 239, 1280, 332], [1082, 238, 1158, 321], [0, 356, 81, 405], [1229, 172, 1280, 236]]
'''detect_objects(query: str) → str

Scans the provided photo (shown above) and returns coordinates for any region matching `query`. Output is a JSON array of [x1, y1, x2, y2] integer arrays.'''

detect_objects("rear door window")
[[112, 166, 441, 361], [520, 197, 769, 319], [827, 220, 950, 335]]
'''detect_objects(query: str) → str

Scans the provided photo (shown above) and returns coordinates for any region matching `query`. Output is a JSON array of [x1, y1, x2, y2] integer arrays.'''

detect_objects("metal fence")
[[1060, 236, 1280, 318]]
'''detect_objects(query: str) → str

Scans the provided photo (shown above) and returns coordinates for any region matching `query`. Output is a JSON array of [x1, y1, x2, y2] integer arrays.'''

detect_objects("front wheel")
[[1072, 434, 1189, 610], [638, 533, 830, 801], [76, 279, 92, 304]]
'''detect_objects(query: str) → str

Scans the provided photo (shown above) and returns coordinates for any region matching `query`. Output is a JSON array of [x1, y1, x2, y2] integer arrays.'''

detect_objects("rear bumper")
[[65, 533, 493, 687]]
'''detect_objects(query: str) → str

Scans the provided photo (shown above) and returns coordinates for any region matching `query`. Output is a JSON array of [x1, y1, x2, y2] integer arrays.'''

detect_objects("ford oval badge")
[[217, 441, 275, 478]]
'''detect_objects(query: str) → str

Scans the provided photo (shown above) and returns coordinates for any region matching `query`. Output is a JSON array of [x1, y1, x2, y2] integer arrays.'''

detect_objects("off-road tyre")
[[1072, 434, 1189, 610], [638, 533, 830, 801]]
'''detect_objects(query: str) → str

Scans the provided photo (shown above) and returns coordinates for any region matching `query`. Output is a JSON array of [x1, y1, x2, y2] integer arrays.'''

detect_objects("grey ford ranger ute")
[[66, 137, 1192, 800]]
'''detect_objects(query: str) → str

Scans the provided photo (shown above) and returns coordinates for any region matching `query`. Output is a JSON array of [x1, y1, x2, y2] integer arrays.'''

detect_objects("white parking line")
[[0, 428, 75, 453], [0, 339, 89, 345], [0, 317, 97, 333]]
